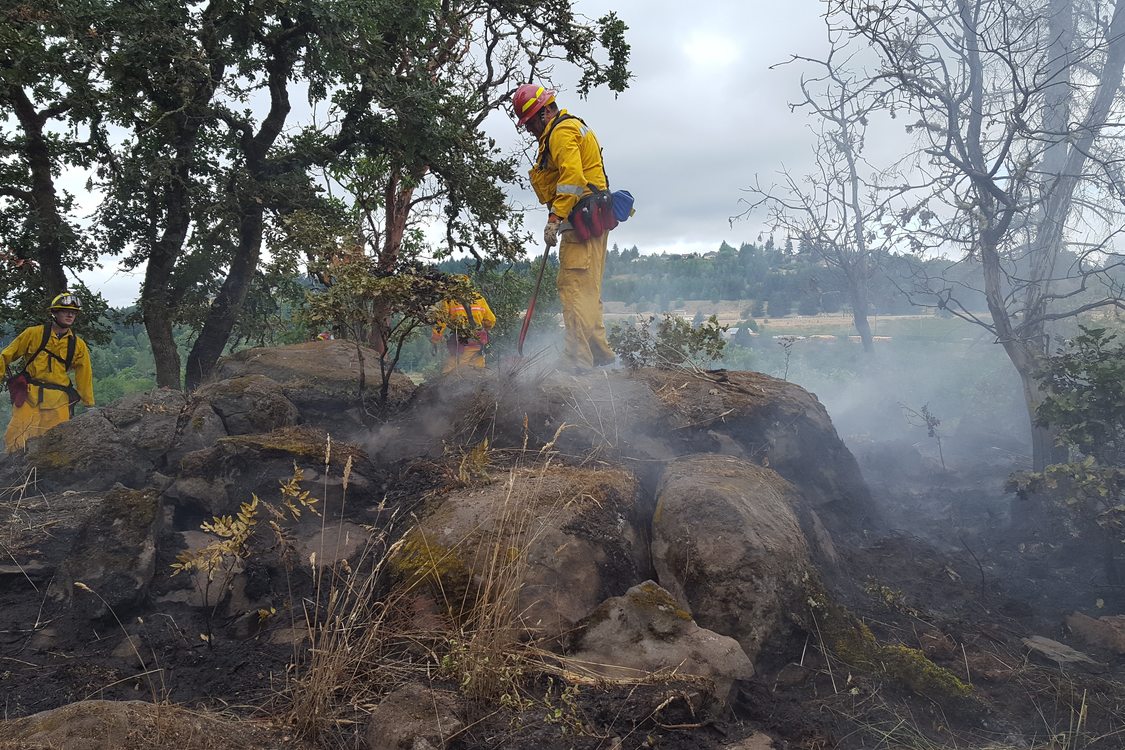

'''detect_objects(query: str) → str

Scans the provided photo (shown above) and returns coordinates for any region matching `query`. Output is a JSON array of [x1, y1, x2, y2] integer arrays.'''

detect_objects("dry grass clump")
[[279, 431, 628, 744]]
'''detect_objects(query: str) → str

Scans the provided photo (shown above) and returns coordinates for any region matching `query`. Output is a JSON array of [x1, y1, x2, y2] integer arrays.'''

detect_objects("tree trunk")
[[144, 305, 181, 391], [851, 309, 874, 353], [848, 283, 875, 353], [140, 148, 194, 390], [185, 205, 264, 390], [182, 37, 296, 387], [9, 86, 69, 297]]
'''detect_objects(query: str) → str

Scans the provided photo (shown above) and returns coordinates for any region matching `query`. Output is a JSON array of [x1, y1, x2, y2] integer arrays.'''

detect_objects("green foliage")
[[1008, 458, 1125, 543], [1036, 326, 1125, 466], [607, 314, 726, 370], [1008, 326, 1125, 574], [302, 255, 470, 403]]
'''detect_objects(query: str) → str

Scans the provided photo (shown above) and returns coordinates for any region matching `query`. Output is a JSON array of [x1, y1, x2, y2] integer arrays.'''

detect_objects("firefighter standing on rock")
[[515, 83, 618, 372]]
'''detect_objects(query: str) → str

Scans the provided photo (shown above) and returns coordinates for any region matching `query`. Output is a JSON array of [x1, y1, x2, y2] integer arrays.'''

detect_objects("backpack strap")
[[40, 329, 77, 372], [536, 113, 611, 189], [65, 332, 76, 370], [20, 325, 52, 373], [537, 113, 582, 170]]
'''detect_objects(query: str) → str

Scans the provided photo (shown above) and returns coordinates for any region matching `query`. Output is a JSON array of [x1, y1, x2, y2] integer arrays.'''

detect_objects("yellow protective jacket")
[[1, 324, 94, 410], [529, 109, 609, 220], [431, 296, 496, 347]]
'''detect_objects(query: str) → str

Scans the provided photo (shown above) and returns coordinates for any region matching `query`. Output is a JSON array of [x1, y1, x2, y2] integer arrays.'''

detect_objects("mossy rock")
[[217, 425, 367, 465], [391, 464, 648, 641]]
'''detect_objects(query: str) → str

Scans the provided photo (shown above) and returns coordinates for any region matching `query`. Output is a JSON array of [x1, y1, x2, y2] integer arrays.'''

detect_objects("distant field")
[[602, 300, 990, 341]]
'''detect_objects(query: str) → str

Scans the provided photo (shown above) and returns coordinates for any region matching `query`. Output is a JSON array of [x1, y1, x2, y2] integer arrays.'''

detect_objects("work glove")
[[543, 216, 560, 248]]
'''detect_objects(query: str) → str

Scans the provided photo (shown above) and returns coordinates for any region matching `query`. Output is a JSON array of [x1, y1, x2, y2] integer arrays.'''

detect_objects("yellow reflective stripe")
[[557, 184, 585, 196], [521, 86, 545, 113]]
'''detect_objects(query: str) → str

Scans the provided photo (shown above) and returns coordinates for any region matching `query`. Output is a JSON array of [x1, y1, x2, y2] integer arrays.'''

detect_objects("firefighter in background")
[[431, 277, 496, 374], [1, 292, 95, 452], [514, 83, 616, 371]]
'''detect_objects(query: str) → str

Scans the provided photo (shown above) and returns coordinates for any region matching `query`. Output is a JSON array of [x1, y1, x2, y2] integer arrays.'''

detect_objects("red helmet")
[[513, 84, 555, 126]]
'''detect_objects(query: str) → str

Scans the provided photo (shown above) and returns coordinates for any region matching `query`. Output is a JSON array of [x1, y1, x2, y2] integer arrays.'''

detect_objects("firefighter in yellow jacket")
[[431, 278, 497, 374], [514, 83, 616, 371], [1, 292, 95, 452]]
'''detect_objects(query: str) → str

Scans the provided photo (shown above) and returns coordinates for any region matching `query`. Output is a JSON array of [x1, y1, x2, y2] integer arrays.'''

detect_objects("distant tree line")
[[599, 240, 962, 317]]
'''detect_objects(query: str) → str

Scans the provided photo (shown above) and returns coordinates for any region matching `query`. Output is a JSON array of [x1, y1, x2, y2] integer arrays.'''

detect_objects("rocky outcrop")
[[0, 700, 311, 750], [652, 454, 813, 663], [166, 425, 373, 517], [214, 339, 415, 431], [52, 486, 163, 620], [406, 367, 874, 535], [569, 580, 753, 702], [392, 465, 649, 641], [18, 389, 186, 490]]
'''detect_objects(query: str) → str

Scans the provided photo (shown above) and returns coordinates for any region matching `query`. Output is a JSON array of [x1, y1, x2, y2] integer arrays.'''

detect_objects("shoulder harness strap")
[[537, 113, 585, 170]]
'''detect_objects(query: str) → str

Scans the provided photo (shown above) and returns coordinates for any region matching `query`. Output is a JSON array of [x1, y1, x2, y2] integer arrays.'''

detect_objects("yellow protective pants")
[[442, 345, 486, 374], [4, 401, 70, 453], [556, 230, 615, 369]]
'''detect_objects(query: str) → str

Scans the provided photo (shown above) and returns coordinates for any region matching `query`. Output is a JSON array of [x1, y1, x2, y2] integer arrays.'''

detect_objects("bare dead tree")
[[832, 0, 1125, 468], [738, 39, 915, 353]]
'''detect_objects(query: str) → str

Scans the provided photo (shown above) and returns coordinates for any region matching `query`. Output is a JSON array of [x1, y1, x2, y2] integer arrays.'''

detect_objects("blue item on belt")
[[611, 190, 635, 222]]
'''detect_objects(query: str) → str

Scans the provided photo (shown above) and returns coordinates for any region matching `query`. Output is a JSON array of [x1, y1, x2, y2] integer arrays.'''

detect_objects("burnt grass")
[[3, 444, 1125, 749]]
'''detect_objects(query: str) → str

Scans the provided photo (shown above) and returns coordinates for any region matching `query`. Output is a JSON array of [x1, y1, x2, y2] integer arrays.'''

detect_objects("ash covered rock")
[[193, 374, 299, 436], [366, 681, 464, 750], [52, 486, 162, 620], [6, 389, 187, 491], [0, 699, 311, 749], [399, 367, 874, 536], [569, 580, 754, 703], [652, 454, 813, 663], [167, 425, 373, 518]]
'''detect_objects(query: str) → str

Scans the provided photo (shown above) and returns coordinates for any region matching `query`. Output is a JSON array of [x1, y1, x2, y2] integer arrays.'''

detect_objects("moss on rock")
[[807, 588, 972, 703], [218, 426, 366, 467], [632, 580, 692, 622]]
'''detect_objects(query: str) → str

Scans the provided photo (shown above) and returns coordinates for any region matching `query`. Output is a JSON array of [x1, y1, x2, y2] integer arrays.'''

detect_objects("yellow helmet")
[[49, 291, 82, 312]]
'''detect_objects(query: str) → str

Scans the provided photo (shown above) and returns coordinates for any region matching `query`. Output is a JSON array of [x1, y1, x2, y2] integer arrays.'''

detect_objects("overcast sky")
[[495, 0, 831, 254], [83, 0, 834, 305]]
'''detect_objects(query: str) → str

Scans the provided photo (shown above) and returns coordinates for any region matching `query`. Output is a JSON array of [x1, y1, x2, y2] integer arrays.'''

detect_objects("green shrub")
[[607, 313, 726, 370]]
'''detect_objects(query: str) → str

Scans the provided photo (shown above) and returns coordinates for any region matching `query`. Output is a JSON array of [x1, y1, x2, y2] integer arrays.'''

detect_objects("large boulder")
[[166, 425, 374, 518], [616, 368, 874, 529], [164, 400, 228, 470], [569, 580, 754, 703], [652, 454, 814, 663], [19, 389, 187, 491], [193, 374, 299, 436], [213, 340, 416, 431], [392, 465, 649, 641], [405, 367, 874, 535], [0, 700, 311, 750], [52, 486, 163, 620]]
